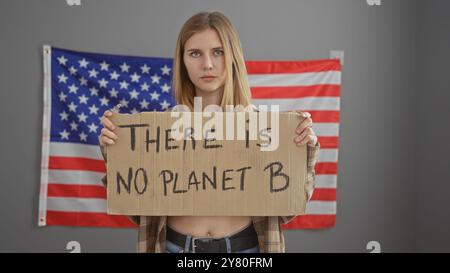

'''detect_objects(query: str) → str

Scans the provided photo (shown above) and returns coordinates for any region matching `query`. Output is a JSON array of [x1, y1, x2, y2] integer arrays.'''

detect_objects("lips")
[[200, 75, 217, 79]]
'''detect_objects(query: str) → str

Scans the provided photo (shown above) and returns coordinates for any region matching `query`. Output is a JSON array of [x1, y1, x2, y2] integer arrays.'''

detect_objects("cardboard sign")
[[106, 111, 307, 216]]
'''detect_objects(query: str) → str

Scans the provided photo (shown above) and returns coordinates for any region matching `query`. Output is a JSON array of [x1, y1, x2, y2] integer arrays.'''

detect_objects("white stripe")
[[49, 142, 103, 160], [48, 170, 105, 185], [47, 197, 106, 213], [251, 97, 340, 111], [46, 197, 336, 215], [305, 201, 336, 214], [312, 123, 339, 137], [317, 149, 338, 162], [248, 71, 341, 86], [315, 175, 337, 189], [39, 45, 52, 227]]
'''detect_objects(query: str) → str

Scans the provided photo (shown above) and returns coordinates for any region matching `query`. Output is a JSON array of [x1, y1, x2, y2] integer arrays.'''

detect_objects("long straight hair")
[[172, 11, 252, 111]]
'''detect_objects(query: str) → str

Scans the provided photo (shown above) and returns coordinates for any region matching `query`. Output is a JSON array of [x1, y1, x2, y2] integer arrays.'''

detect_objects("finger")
[[103, 110, 113, 117], [299, 134, 315, 146], [99, 135, 106, 147], [101, 116, 116, 131], [100, 135, 115, 145], [296, 117, 313, 134], [294, 127, 313, 144], [293, 110, 311, 118], [101, 128, 118, 140]]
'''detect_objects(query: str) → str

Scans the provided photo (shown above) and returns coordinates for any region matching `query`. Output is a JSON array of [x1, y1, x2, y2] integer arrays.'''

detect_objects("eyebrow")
[[186, 47, 224, 52]]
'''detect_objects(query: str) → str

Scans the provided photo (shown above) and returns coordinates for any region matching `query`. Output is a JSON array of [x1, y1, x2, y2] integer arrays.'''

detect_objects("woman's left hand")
[[293, 111, 318, 147]]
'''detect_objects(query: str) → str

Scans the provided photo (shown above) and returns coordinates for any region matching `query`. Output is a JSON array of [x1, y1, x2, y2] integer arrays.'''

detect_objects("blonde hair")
[[172, 11, 252, 111]]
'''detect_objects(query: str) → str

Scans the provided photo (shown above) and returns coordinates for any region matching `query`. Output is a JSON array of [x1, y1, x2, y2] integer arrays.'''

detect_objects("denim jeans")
[[165, 224, 260, 253]]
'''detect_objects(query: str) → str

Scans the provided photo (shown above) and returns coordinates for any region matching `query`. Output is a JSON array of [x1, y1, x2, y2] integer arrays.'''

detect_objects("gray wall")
[[0, 0, 448, 252], [415, 0, 450, 252]]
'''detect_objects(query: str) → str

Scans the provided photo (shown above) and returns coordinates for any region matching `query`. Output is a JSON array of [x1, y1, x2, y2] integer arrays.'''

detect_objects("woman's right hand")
[[99, 110, 119, 146]]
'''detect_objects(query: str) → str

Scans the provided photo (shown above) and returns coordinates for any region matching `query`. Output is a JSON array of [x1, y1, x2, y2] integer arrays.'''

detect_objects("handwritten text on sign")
[[106, 111, 307, 216]]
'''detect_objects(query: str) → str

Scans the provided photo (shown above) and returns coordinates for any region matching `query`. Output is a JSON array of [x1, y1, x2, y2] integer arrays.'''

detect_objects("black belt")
[[166, 224, 259, 253]]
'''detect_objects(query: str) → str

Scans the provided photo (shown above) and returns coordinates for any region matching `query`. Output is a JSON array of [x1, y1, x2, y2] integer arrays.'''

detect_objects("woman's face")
[[183, 28, 227, 96]]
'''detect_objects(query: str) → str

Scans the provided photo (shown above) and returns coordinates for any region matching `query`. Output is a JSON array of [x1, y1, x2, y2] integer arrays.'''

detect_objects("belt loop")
[[225, 237, 231, 253], [185, 235, 192, 253]]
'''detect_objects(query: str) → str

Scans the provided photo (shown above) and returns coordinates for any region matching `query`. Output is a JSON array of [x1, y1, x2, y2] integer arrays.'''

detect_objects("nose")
[[202, 54, 213, 71]]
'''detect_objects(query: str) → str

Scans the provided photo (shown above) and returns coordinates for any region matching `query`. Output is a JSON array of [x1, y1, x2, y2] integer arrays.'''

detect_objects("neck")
[[194, 86, 224, 110]]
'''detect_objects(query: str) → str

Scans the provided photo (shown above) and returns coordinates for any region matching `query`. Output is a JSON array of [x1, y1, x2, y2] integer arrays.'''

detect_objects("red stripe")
[[49, 156, 106, 172], [317, 136, 339, 148], [281, 215, 336, 229], [251, 85, 340, 99], [246, 59, 341, 74], [48, 184, 106, 199], [311, 188, 336, 201], [308, 111, 340, 123], [316, 162, 338, 175], [46, 211, 137, 228]]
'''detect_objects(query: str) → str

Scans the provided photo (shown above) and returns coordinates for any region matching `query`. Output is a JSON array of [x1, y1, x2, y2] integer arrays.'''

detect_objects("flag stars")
[[79, 76, 88, 86], [58, 92, 67, 102], [130, 108, 139, 114], [129, 89, 139, 99], [161, 65, 171, 75], [161, 83, 171, 93], [140, 99, 149, 110], [99, 96, 110, 106], [78, 94, 89, 104], [69, 66, 78, 75], [59, 129, 70, 140], [151, 73, 161, 84], [109, 88, 119, 98], [59, 111, 69, 121], [99, 61, 110, 71], [68, 102, 78, 112], [130, 72, 141, 83], [58, 73, 68, 83], [120, 62, 130, 73], [98, 78, 109, 88], [88, 122, 99, 133], [119, 98, 129, 108], [57, 55, 68, 66], [150, 91, 160, 101], [140, 64, 151, 74], [88, 68, 99, 78], [119, 80, 129, 90], [110, 71, 120, 80], [68, 84, 78, 94], [140, 82, 150, 91], [89, 104, 99, 115], [69, 121, 78, 131], [78, 58, 89, 68], [89, 86, 99, 96], [79, 131, 88, 142], [77, 112, 88, 123], [160, 100, 170, 110]]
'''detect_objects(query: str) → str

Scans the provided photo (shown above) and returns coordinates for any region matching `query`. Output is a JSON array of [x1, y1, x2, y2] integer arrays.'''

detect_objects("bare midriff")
[[167, 216, 252, 238]]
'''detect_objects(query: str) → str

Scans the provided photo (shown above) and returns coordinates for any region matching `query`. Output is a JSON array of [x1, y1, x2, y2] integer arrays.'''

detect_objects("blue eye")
[[214, 50, 224, 56], [189, 51, 200, 57]]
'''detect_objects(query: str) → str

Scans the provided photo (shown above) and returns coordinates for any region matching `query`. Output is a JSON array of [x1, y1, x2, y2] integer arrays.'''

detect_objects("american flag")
[[39, 46, 340, 229], [246, 60, 340, 229]]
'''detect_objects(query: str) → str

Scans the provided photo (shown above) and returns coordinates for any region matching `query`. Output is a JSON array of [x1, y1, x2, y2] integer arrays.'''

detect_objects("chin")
[[198, 85, 221, 93]]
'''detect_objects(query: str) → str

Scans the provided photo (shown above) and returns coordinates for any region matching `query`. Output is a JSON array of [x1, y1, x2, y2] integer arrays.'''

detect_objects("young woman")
[[99, 11, 320, 253]]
